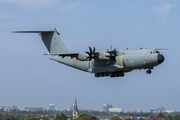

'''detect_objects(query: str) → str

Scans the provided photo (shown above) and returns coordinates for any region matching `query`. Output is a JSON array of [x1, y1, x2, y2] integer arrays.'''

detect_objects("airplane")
[[13, 27, 165, 78]]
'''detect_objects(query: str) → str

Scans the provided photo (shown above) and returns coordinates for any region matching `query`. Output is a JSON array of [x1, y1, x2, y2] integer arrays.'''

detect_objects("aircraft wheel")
[[146, 70, 151, 74], [101, 73, 104, 77], [115, 73, 119, 77], [110, 73, 114, 78], [104, 73, 109, 76], [95, 73, 99, 77], [120, 73, 124, 77]]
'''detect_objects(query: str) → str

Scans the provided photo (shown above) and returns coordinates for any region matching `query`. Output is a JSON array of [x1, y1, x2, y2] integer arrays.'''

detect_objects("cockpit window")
[[156, 51, 160, 54], [150, 51, 159, 54]]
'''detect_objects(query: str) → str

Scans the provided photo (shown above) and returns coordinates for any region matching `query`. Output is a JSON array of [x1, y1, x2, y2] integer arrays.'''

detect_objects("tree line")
[[1, 110, 180, 120], [155, 112, 180, 120]]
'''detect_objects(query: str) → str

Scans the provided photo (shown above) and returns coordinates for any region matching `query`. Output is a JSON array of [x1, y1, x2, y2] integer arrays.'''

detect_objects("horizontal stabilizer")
[[12, 31, 54, 33]]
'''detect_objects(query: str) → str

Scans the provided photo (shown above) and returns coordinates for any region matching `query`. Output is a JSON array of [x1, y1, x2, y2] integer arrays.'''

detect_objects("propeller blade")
[[88, 57, 92, 60], [85, 52, 91, 56], [113, 57, 116, 62], [89, 47, 92, 54], [86, 46, 97, 60], [93, 47, 95, 54], [109, 57, 111, 63]]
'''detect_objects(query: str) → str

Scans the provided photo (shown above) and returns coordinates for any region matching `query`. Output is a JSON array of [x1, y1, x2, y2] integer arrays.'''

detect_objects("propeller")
[[106, 48, 117, 63], [85, 47, 96, 60]]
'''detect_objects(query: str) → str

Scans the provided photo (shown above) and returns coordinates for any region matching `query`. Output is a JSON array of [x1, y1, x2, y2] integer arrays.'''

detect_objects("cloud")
[[124, 3, 133, 7], [152, 3, 174, 19], [59, 2, 79, 13], [0, 0, 58, 8], [139, 7, 146, 11], [0, 0, 80, 13], [124, 3, 132, 6], [0, 12, 13, 20]]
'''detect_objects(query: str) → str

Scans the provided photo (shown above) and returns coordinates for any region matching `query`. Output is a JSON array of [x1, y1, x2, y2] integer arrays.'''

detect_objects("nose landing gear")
[[146, 69, 152, 74]]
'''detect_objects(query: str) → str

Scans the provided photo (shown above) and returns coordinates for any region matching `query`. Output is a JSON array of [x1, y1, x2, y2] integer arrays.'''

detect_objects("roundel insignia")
[[76, 60, 79, 63]]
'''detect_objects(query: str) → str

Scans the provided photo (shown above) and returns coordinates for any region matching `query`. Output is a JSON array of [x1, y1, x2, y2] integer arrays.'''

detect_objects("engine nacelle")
[[78, 53, 89, 61], [98, 52, 110, 60]]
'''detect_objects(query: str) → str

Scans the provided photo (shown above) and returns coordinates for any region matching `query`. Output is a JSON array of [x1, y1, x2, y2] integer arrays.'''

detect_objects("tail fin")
[[13, 27, 68, 53]]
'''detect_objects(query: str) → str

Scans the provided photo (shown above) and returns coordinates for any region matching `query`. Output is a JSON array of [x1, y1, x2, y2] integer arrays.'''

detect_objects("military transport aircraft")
[[13, 27, 165, 78]]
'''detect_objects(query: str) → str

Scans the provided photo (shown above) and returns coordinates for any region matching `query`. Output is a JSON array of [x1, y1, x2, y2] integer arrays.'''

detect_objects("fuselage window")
[[153, 51, 155, 54], [150, 51, 152, 54]]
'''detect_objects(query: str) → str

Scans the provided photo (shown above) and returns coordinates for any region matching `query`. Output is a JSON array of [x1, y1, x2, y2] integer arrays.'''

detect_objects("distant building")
[[148, 117, 166, 120], [109, 108, 123, 112], [23, 107, 43, 112], [148, 109, 160, 113], [163, 110, 175, 113], [73, 99, 79, 119], [1, 106, 17, 112], [67, 105, 73, 111], [103, 104, 113, 111], [67, 105, 81, 111], [128, 109, 142, 113], [82, 109, 92, 111], [137, 117, 145, 120], [158, 107, 165, 113], [66, 99, 81, 120], [49, 104, 55, 111], [96, 115, 134, 120]]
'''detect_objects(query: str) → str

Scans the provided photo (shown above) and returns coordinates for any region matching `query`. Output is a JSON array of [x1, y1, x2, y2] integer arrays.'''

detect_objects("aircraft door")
[[130, 61, 134, 67]]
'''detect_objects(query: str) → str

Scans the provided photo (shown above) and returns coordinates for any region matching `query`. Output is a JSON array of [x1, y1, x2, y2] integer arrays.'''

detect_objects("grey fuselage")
[[50, 49, 163, 74]]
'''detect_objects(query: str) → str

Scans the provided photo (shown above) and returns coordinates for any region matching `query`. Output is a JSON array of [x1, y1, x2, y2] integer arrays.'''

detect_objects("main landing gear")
[[95, 72, 124, 78], [146, 69, 152, 74], [110, 72, 124, 78], [95, 73, 109, 77]]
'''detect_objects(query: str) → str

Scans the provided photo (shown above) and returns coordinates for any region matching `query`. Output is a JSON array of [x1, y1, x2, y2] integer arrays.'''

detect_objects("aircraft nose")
[[158, 54, 164, 64]]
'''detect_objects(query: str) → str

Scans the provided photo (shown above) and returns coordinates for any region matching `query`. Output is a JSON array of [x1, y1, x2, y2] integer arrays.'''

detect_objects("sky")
[[0, 0, 180, 112]]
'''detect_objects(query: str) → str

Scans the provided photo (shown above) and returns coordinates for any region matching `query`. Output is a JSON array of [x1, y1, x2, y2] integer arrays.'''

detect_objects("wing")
[[154, 48, 169, 50], [44, 53, 78, 58]]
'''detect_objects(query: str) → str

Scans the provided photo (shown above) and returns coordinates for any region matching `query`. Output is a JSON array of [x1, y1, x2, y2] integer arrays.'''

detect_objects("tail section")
[[13, 27, 68, 53]]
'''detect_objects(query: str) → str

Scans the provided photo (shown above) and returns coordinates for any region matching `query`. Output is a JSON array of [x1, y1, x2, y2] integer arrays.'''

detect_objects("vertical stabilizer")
[[39, 27, 68, 53], [13, 27, 68, 53]]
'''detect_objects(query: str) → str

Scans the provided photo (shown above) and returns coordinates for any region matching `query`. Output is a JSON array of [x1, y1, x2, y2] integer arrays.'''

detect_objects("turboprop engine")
[[78, 53, 89, 61], [98, 49, 117, 63], [98, 52, 110, 60]]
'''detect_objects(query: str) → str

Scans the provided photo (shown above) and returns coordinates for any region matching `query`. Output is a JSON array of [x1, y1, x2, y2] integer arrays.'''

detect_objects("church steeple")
[[74, 99, 78, 112], [73, 99, 79, 119]]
